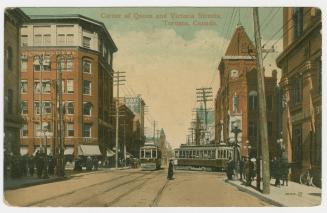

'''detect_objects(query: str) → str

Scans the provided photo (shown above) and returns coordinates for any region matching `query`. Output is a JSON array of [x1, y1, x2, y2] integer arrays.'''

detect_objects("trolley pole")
[[253, 7, 270, 194]]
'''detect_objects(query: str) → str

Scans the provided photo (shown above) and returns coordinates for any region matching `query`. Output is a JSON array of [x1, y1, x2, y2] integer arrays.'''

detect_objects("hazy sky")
[[22, 7, 283, 148]]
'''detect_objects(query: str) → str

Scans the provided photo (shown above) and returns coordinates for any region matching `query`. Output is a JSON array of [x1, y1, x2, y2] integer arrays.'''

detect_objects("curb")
[[226, 180, 284, 207], [4, 177, 68, 191]]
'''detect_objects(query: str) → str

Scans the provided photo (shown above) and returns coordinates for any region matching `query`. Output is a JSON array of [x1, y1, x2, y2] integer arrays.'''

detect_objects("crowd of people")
[[226, 155, 289, 188], [4, 150, 57, 179]]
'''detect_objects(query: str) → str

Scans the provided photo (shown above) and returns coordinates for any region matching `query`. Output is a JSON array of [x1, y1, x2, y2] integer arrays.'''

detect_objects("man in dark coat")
[[226, 157, 234, 180], [167, 160, 174, 180], [28, 156, 35, 177], [239, 157, 244, 181]]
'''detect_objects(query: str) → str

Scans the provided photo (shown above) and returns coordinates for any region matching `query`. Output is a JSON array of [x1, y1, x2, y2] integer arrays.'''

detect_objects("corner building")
[[19, 15, 117, 157], [276, 8, 321, 186], [215, 25, 279, 159]]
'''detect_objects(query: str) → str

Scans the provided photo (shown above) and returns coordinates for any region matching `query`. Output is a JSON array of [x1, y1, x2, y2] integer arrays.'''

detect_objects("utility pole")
[[253, 8, 270, 194], [153, 120, 156, 144], [196, 87, 213, 130], [114, 71, 126, 168]]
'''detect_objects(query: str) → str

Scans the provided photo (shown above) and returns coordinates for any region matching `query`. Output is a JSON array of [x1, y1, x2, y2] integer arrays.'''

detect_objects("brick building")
[[4, 8, 29, 156], [19, 14, 117, 158], [276, 8, 321, 186], [215, 25, 279, 159]]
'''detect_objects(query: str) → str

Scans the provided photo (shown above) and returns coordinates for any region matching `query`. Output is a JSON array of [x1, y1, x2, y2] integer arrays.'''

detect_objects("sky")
[[22, 7, 283, 148]]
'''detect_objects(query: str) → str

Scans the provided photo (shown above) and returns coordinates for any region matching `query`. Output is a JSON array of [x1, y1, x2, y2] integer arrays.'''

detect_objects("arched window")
[[83, 102, 92, 116], [248, 90, 258, 110], [66, 102, 74, 114]]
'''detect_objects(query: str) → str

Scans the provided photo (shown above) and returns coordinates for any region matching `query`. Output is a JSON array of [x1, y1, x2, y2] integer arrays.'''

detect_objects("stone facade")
[[276, 7, 321, 186]]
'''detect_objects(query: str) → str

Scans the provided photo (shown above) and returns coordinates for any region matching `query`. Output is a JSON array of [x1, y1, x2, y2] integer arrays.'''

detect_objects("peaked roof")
[[225, 25, 256, 56]]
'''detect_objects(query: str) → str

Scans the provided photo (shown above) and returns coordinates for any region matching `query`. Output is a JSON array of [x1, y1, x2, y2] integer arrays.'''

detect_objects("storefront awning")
[[20, 147, 28, 156], [107, 149, 115, 157], [78, 145, 102, 156], [64, 147, 74, 155]]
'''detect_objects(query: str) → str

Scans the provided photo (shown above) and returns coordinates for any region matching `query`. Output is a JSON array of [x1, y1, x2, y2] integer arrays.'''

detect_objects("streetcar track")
[[105, 171, 164, 207], [150, 179, 169, 207], [26, 171, 141, 206], [74, 172, 153, 206]]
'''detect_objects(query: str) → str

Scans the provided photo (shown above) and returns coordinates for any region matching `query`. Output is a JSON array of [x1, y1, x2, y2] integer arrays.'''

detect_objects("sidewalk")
[[4, 176, 67, 191], [227, 178, 321, 207]]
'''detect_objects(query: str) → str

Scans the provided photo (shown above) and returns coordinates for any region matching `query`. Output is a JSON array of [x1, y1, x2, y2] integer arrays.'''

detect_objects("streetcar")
[[174, 144, 234, 171], [140, 143, 162, 170]]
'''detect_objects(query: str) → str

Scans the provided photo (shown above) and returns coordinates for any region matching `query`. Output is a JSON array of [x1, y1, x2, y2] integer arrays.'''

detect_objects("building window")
[[34, 123, 42, 136], [42, 80, 51, 93], [21, 101, 28, 114], [248, 121, 257, 138], [66, 102, 74, 114], [83, 61, 91, 73], [293, 8, 304, 39], [66, 34, 74, 45], [43, 102, 52, 114], [248, 90, 258, 110], [292, 77, 302, 106], [57, 34, 65, 45], [67, 80, 74, 94], [266, 95, 273, 111], [83, 123, 91, 138], [230, 69, 239, 78], [43, 34, 51, 45], [21, 35, 28, 46], [34, 34, 42, 46], [233, 94, 238, 112], [34, 81, 41, 93], [43, 55, 51, 71], [83, 102, 92, 116], [21, 57, 27, 72], [21, 124, 28, 137], [34, 102, 41, 114], [33, 56, 41, 71], [66, 55, 73, 71], [7, 89, 13, 114], [66, 122, 74, 137], [292, 126, 302, 163], [57, 56, 65, 71], [83, 36, 91, 48], [6, 46, 13, 70], [83, 80, 91, 95], [21, 80, 28, 93]]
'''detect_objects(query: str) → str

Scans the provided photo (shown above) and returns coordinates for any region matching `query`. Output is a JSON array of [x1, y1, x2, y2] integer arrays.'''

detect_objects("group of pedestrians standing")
[[4, 150, 57, 180]]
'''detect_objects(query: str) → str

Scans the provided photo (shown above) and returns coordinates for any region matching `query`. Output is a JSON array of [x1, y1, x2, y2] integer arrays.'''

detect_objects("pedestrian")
[[281, 158, 289, 186], [243, 157, 249, 183], [86, 156, 93, 171], [249, 158, 255, 184], [35, 151, 44, 178], [167, 159, 174, 180], [274, 158, 281, 187], [239, 157, 244, 181], [93, 157, 99, 171], [48, 155, 55, 176], [28, 156, 35, 177], [226, 157, 234, 180]]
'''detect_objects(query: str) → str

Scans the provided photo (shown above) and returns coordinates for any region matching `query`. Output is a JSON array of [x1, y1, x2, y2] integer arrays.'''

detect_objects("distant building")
[[276, 8, 321, 186], [19, 14, 117, 158], [215, 25, 279, 159], [4, 8, 29, 156], [124, 96, 146, 157]]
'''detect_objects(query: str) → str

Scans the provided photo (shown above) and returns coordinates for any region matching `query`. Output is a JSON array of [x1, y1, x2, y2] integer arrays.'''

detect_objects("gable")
[[225, 26, 256, 56]]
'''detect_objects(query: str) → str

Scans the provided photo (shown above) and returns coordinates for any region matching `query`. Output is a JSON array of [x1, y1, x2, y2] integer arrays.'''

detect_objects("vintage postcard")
[[2, 3, 323, 208]]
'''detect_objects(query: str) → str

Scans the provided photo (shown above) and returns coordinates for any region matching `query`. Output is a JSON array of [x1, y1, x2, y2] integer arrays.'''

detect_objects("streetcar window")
[[145, 150, 151, 158], [152, 150, 157, 158], [141, 150, 144, 158]]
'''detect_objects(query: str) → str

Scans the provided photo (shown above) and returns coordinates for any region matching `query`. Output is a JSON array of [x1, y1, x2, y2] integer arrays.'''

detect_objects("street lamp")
[[231, 126, 241, 179]]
